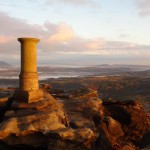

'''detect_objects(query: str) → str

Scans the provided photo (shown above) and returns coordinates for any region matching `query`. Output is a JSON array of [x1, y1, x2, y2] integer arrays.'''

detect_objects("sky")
[[0, 0, 150, 66]]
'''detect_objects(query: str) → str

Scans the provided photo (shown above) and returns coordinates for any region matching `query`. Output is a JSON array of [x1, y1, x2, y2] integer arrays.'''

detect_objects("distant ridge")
[[127, 69, 150, 78], [0, 61, 12, 69]]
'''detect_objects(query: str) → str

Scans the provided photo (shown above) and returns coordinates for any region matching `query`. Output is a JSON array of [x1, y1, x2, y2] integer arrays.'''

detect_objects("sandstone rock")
[[75, 98, 104, 120], [100, 116, 124, 147], [48, 128, 96, 150], [70, 115, 95, 129], [103, 100, 150, 149], [40, 83, 52, 90], [0, 87, 149, 150], [0, 91, 13, 99], [4, 110, 15, 118], [0, 97, 13, 122], [0, 98, 9, 104], [0, 89, 99, 149], [0, 92, 68, 148], [14, 89, 44, 103], [69, 88, 98, 99], [56, 128, 94, 142], [0, 110, 66, 138], [120, 143, 137, 150], [11, 92, 56, 110]]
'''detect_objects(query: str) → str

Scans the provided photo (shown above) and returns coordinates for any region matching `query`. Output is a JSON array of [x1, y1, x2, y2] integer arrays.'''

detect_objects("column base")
[[14, 89, 44, 103], [19, 72, 39, 91]]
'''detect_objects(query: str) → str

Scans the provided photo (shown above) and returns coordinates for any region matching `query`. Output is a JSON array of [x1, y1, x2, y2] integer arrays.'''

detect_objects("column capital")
[[18, 37, 40, 43]]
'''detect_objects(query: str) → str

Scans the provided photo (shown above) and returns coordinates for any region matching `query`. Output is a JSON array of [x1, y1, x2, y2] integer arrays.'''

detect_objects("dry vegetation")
[[43, 76, 150, 112]]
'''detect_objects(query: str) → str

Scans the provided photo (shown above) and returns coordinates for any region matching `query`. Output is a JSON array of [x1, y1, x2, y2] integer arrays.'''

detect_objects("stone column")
[[14, 38, 43, 103], [18, 38, 39, 91]]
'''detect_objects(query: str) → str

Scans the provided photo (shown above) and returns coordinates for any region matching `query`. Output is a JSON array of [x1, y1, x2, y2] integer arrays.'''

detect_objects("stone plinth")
[[14, 89, 44, 103]]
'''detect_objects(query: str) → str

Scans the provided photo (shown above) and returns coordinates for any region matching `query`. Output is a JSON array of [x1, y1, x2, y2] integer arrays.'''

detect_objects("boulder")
[[103, 100, 150, 149], [0, 92, 68, 148]]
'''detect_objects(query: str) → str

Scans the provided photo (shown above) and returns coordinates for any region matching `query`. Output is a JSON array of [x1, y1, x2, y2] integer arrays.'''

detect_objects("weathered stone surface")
[[53, 88, 98, 99], [102, 116, 124, 145], [0, 98, 9, 105], [0, 106, 68, 149], [120, 143, 137, 150], [4, 110, 15, 118], [0, 97, 13, 122], [12, 92, 55, 110], [94, 116, 125, 150], [56, 128, 95, 142], [0, 91, 13, 99], [0, 87, 149, 150], [19, 72, 39, 91], [40, 83, 52, 90], [103, 100, 150, 142], [47, 128, 96, 150], [14, 89, 44, 103], [0, 111, 66, 138], [70, 115, 95, 129]]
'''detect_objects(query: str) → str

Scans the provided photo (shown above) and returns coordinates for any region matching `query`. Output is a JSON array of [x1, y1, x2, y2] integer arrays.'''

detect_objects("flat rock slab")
[[0, 94, 67, 142], [14, 89, 44, 103], [11, 92, 55, 110]]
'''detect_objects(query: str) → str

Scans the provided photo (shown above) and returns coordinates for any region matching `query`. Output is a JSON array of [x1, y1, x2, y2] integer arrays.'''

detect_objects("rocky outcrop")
[[102, 100, 150, 149], [0, 90, 99, 150], [0, 88, 149, 150], [0, 93, 13, 122], [0, 92, 68, 147]]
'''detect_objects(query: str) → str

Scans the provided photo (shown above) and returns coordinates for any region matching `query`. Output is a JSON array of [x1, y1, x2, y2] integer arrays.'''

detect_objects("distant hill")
[[37, 65, 150, 78], [94, 64, 150, 71], [0, 61, 12, 69], [127, 69, 150, 78]]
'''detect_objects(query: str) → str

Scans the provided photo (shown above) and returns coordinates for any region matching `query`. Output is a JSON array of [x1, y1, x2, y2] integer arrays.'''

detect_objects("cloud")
[[119, 34, 130, 38], [46, 0, 100, 8], [0, 11, 150, 65], [0, 12, 45, 37], [136, 0, 150, 16], [45, 22, 75, 43], [50, 39, 150, 56], [0, 35, 14, 44], [0, 2, 18, 8]]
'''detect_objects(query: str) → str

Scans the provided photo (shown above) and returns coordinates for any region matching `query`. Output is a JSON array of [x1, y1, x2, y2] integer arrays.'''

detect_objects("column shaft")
[[21, 41, 37, 72], [18, 38, 40, 91]]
